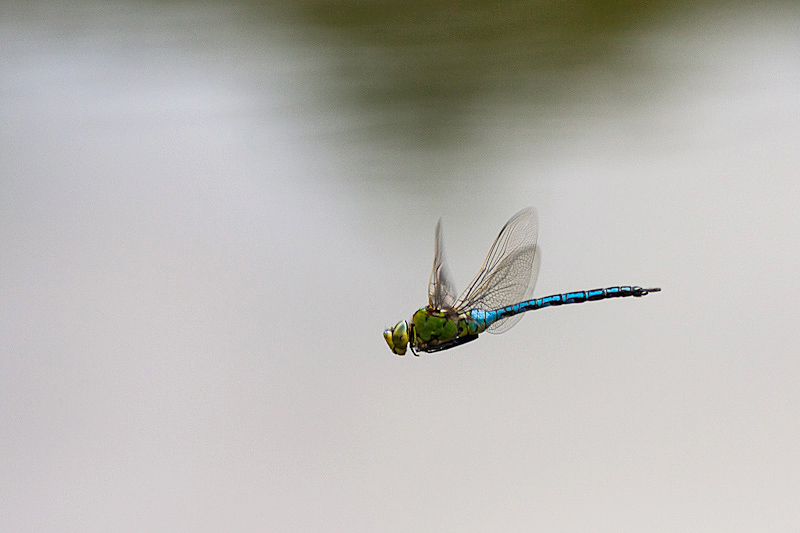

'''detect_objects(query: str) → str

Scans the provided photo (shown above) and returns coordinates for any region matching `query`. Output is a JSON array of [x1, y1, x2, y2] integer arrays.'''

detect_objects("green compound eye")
[[383, 321, 408, 355]]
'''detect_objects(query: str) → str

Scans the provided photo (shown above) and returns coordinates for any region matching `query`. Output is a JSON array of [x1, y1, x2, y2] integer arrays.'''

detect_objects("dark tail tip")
[[643, 287, 661, 294]]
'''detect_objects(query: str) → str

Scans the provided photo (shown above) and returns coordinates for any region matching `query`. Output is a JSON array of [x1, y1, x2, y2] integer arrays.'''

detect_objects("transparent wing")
[[484, 245, 541, 333], [454, 207, 540, 334], [428, 219, 458, 309]]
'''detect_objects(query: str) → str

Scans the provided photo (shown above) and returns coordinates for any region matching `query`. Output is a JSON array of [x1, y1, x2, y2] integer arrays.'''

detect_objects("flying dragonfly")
[[383, 207, 660, 356]]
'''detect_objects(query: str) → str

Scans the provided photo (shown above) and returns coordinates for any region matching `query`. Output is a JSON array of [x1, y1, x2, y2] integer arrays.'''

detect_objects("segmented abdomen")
[[471, 286, 656, 328]]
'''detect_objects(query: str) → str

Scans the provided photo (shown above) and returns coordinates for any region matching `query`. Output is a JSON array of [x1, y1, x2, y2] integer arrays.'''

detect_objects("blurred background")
[[2, 0, 799, 530]]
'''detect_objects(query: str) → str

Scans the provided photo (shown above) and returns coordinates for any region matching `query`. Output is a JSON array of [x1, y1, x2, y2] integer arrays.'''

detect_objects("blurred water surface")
[[2, 1, 800, 530]]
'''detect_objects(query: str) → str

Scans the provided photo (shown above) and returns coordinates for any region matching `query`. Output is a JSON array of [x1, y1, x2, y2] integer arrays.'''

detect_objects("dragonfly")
[[383, 207, 660, 356]]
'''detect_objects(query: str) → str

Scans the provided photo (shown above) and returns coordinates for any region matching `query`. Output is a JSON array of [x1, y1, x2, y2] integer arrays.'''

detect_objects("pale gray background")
[[2, 1, 799, 531]]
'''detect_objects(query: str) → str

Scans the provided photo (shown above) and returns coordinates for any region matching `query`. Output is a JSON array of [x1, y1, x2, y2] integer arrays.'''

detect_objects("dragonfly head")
[[383, 320, 409, 356]]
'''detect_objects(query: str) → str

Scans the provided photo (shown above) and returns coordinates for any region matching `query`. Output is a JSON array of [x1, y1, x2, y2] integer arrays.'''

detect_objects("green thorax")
[[411, 307, 487, 351]]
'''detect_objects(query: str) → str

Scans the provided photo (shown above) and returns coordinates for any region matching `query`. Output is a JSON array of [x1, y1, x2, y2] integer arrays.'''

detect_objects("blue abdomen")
[[482, 286, 656, 326]]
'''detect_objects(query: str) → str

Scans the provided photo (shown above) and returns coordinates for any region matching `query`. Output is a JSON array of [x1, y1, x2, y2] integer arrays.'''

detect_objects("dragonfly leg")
[[423, 334, 479, 353]]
